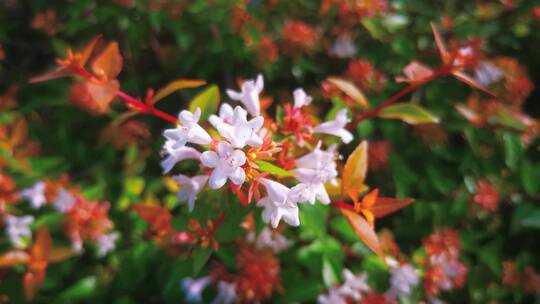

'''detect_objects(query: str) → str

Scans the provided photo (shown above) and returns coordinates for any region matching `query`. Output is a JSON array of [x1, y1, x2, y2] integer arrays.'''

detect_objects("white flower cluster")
[[182, 276, 236, 304], [161, 74, 354, 228], [318, 269, 369, 304]]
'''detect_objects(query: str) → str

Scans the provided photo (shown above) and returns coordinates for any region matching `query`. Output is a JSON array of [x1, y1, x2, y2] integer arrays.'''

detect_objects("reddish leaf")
[[23, 271, 45, 301], [369, 197, 414, 218], [430, 22, 451, 64], [340, 208, 384, 259], [327, 77, 369, 109], [395, 61, 434, 84], [29, 67, 72, 84], [9, 118, 28, 147], [69, 80, 119, 114], [91, 41, 123, 80], [30, 227, 52, 263], [48, 247, 76, 263], [79, 35, 102, 66], [452, 71, 496, 96], [0, 250, 30, 266], [455, 103, 482, 125]]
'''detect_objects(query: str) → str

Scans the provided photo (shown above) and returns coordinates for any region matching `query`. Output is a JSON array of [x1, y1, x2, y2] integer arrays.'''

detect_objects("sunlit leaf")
[[188, 85, 220, 120], [152, 79, 207, 104], [255, 160, 294, 177], [369, 197, 414, 218], [0, 250, 30, 266], [69, 80, 119, 114], [452, 71, 495, 96], [342, 141, 369, 199], [378, 103, 439, 124], [91, 41, 123, 80], [327, 77, 369, 109], [340, 208, 383, 259]]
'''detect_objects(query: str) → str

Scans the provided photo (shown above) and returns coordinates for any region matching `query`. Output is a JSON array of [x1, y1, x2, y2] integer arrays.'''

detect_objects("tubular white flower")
[[173, 174, 209, 211], [386, 260, 419, 300], [289, 182, 330, 205], [313, 109, 353, 144], [251, 227, 290, 253], [339, 269, 369, 301], [226, 74, 264, 116], [215, 106, 264, 148], [257, 178, 299, 228], [20, 181, 46, 209], [293, 88, 312, 109], [181, 276, 211, 303], [53, 188, 76, 213], [200, 141, 246, 189], [4, 215, 34, 249], [163, 107, 212, 149], [211, 281, 236, 304], [318, 287, 347, 304], [209, 103, 234, 128], [97, 231, 119, 257], [329, 35, 357, 59], [160, 142, 201, 174]]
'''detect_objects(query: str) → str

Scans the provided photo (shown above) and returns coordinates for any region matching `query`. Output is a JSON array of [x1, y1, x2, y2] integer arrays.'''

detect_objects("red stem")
[[348, 64, 453, 129]]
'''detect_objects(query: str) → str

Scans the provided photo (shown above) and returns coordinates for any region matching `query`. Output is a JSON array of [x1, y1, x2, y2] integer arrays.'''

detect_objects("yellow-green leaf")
[[327, 77, 369, 109], [378, 103, 439, 125], [255, 160, 294, 177], [342, 141, 369, 197], [152, 79, 206, 104], [189, 85, 220, 121]]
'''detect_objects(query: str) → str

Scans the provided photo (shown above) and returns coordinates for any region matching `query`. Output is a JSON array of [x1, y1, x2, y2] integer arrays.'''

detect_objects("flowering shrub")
[[1, 0, 540, 303]]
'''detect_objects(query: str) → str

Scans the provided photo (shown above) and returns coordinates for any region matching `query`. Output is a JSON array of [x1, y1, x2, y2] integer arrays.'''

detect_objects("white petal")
[[189, 124, 212, 145], [200, 151, 219, 168], [229, 167, 246, 185], [337, 128, 353, 144], [255, 74, 264, 92], [209, 168, 228, 189], [260, 178, 289, 204], [226, 89, 243, 101]]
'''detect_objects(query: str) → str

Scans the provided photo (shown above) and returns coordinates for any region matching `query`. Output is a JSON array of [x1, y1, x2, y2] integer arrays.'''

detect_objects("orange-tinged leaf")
[[378, 103, 439, 125], [327, 77, 369, 109], [48, 247, 76, 263], [30, 227, 52, 262], [342, 141, 369, 198], [29, 67, 72, 84], [152, 79, 207, 104], [452, 71, 496, 96], [79, 35, 102, 66], [369, 197, 414, 218], [91, 41, 123, 80], [0, 250, 30, 266], [9, 118, 28, 147], [70, 80, 119, 114], [455, 103, 482, 125], [395, 61, 434, 84], [23, 271, 45, 301], [340, 208, 384, 259], [430, 22, 451, 64], [362, 189, 379, 208]]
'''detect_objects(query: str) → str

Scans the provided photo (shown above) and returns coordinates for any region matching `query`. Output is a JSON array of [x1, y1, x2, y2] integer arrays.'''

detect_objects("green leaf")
[[521, 160, 540, 196], [520, 209, 540, 229], [188, 85, 220, 121], [254, 160, 294, 177], [152, 79, 206, 104], [378, 103, 439, 124], [322, 256, 340, 288], [192, 246, 212, 276], [503, 132, 522, 171], [57, 276, 97, 302]]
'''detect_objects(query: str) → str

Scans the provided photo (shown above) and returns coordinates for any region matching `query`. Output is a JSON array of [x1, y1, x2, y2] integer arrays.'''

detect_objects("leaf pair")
[[338, 141, 414, 258], [0, 227, 75, 301]]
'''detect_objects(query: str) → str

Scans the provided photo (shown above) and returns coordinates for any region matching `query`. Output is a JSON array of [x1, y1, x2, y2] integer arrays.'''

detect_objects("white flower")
[[200, 141, 246, 189], [226, 74, 264, 116], [288, 182, 330, 205], [161, 143, 201, 174], [313, 109, 353, 144], [97, 231, 119, 257], [163, 108, 212, 149], [251, 227, 290, 253], [329, 35, 357, 59], [209, 103, 234, 128], [211, 281, 236, 304], [257, 178, 299, 228], [20, 181, 46, 209], [181, 276, 211, 303], [173, 174, 209, 211], [53, 189, 76, 213], [474, 61, 503, 87], [3, 215, 34, 249], [339, 269, 369, 301], [318, 287, 347, 304], [291, 142, 338, 205], [215, 106, 264, 148], [293, 88, 313, 109], [386, 262, 419, 300]]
